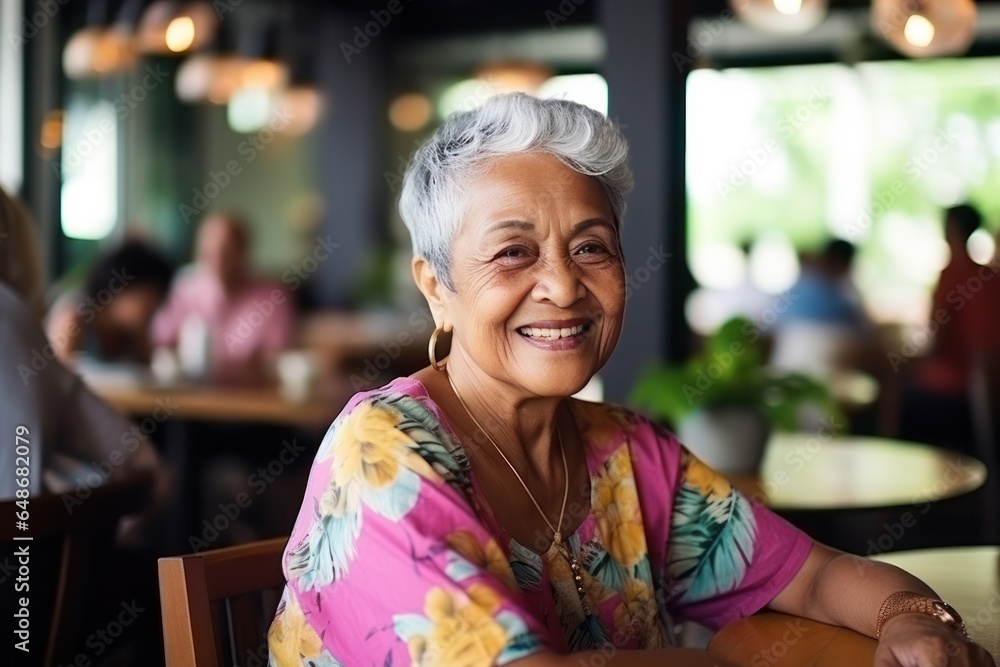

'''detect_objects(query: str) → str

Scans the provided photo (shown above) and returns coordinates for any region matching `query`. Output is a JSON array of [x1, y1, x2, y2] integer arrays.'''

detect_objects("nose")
[[531, 254, 586, 307]]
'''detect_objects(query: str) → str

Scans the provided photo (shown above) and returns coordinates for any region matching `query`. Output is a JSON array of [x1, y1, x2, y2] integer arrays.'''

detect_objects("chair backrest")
[[158, 536, 288, 667], [0, 473, 152, 667], [969, 348, 1000, 542]]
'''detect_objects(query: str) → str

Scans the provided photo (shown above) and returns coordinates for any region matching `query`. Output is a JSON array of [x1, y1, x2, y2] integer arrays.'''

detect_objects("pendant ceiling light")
[[135, 1, 218, 55], [63, 0, 139, 79], [266, 13, 323, 137], [175, 19, 247, 104], [63, 27, 135, 79], [176, 53, 247, 103], [872, 0, 978, 58], [273, 49, 323, 137], [730, 0, 829, 34]]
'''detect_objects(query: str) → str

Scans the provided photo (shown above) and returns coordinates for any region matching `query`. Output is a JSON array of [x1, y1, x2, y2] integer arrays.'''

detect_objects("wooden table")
[[708, 547, 1000, 664], [78, 356, 345, 427], [82, 368, 345, 551], [873, 546, 1000, 659], [729, 434, 987, 511], [89, 380, 340, 427]]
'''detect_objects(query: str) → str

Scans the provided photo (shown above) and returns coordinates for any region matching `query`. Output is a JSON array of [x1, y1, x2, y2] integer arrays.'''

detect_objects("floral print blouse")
[[267, 377, 813, 666]]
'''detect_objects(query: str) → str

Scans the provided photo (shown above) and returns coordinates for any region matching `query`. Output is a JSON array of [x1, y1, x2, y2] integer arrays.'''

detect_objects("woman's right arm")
[[515, 648, 737, 667]]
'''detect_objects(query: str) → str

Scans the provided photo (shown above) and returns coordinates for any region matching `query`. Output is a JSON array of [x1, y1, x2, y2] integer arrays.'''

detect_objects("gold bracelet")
[[876, 591, 971, 640]]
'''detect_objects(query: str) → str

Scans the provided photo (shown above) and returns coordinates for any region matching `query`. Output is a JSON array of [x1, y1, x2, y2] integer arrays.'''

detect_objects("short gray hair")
[[399, 93, 632, 289]]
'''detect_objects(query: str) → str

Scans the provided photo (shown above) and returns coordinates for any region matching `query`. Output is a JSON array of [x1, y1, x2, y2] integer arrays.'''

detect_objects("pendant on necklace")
[[556, 537, 589, 612]]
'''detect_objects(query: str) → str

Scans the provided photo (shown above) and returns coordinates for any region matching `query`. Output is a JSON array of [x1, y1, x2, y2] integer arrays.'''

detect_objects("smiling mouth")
[[516, 323, 591, 340]]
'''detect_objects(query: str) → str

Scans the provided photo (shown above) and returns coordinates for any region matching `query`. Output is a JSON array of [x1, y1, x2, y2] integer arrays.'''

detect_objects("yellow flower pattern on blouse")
[[612, 578, 667, 649], [268, 591, 339, 666], [681, 450, 733, 499], [447, 530, 520, 594], [401, 585, 515, 667], [327, 400, 407, 486], [572, 400, 634, 450], [592, 447, 648, 569]]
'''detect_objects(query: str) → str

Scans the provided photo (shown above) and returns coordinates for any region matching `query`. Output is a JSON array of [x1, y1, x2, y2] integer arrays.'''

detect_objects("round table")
[[873, 546, 1000, 659], [729, 434, 987, 511], [708, 547, 1000, 664]]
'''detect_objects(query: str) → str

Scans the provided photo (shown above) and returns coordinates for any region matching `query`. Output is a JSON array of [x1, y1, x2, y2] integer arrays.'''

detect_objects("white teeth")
[[518, 324, 586, 339]]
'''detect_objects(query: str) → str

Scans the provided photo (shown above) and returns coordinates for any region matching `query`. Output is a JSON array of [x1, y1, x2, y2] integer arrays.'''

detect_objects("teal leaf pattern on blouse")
[[666, 481, 757, 604], [583, 542, 630, 595], [567, 613, 610, 652], [508, 539, 543, 592]]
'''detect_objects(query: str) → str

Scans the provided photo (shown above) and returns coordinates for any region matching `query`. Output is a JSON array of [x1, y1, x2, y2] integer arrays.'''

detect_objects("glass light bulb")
[[773, 0, 803, 16], [904, 14, 936, 47], [165, 16, 195, 53]]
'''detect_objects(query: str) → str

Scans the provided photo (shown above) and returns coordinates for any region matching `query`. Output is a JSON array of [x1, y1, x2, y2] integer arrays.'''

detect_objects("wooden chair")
[[158, 536, 288, 667], [0, 473, 153, 667]]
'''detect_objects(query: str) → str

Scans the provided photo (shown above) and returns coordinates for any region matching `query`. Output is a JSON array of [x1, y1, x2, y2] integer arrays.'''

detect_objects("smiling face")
[[414, 152, 626, 399]]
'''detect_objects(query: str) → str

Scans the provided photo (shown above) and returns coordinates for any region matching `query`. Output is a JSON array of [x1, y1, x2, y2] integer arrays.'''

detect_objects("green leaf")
[[628, 317, 847, 432]]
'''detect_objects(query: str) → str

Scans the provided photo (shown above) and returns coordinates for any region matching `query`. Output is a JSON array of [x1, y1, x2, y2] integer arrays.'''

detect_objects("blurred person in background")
[[902, 204, 1000, 453], [151, 211, 296, 386], [691, 239, 774, 334], [0, 185, 171, 525], [1, 186, 172, 665], [47, 238, 175, 365], [916, 204, 1000, 395], [771, 239, 874, 377]]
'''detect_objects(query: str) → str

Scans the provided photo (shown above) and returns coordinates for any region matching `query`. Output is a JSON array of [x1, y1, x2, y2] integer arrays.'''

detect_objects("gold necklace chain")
[[446, 370, 570, 547]]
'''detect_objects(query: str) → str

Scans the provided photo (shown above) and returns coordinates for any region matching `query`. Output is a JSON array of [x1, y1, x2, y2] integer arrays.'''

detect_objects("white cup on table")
[[277, 350, 319, 403]]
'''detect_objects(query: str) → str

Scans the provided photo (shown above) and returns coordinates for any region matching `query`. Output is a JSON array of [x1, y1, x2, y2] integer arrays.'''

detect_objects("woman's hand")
[[875, 613, 996, 667]]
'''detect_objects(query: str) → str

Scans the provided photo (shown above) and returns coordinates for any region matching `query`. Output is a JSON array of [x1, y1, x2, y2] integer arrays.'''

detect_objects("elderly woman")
[[268, 95, 994, 667]]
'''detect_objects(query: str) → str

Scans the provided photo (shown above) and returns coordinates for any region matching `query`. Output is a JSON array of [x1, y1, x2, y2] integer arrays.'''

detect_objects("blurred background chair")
[[969, 348, 1000, 543], [0, 473, 152, 667], [158, 536, 287, 667]]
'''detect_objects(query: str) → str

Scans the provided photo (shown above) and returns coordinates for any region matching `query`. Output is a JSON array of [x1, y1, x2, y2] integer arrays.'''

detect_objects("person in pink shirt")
[[153, 212, 295, 386]]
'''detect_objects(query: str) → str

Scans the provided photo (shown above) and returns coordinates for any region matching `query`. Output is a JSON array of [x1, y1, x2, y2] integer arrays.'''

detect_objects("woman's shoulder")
[[570, 398, 685, 477], [571, 398, 680, 448], [337, 376, 450, 441], [315, 376, 470, 486], [343, 376, 432, 412]]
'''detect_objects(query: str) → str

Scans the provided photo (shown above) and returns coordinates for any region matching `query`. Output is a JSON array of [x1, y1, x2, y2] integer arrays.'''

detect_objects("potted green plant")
[[629, 317, 844, 474]]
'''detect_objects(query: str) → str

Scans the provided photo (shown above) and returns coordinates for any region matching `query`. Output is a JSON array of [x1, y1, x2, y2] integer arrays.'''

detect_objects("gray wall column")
[[314, 10, 387, 308], [599, 0, 692, 402]]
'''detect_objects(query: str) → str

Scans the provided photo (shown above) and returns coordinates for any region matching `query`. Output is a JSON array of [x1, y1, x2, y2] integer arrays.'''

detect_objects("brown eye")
[[574, 242, 611, 263], [493, 246, 533, 266]]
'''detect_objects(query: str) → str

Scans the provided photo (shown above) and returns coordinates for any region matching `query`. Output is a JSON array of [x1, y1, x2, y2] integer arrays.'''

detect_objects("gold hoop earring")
[[429, 326, 449, 372]]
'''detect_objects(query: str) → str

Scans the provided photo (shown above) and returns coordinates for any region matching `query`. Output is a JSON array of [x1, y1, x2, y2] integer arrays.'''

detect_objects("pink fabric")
[[152, 269, 294, 385], [269, 377, 814, 664], [627, 414, 814, 628]]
